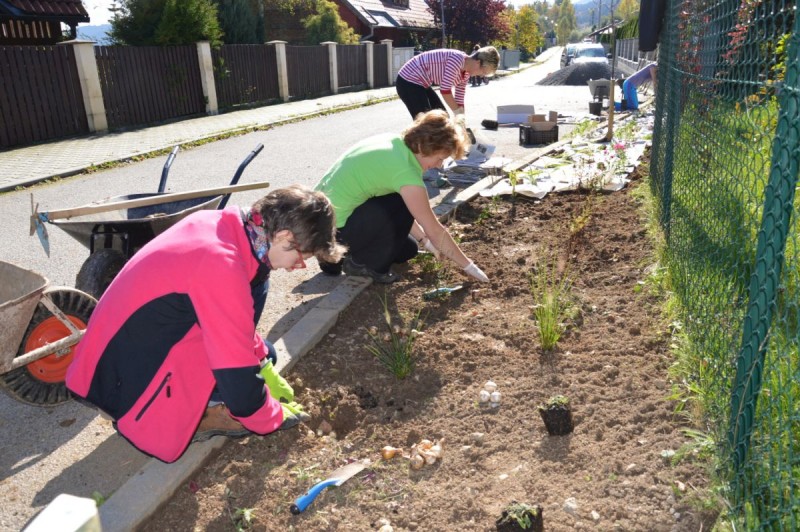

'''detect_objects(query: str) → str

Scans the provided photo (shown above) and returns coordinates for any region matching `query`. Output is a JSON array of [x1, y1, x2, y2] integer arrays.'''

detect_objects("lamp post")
[[440, 0, 446, 46]]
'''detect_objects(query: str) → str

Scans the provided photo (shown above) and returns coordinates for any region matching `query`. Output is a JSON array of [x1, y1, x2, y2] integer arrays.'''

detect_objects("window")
[[392, 0, 409, 7]]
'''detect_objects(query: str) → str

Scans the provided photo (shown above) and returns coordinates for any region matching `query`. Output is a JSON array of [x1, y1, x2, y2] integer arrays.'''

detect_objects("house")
[[1, 0, 89, 45], [334, 0, 435, 46]]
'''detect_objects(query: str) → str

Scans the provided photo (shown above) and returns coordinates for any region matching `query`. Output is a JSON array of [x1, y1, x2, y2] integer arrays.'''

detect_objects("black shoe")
[[342, 257, 398, 284], [319, 259, 343, 275]]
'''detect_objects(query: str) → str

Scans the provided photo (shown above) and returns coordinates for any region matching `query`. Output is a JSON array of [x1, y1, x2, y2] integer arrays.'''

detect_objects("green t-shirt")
[[315, 134, 424, 228]]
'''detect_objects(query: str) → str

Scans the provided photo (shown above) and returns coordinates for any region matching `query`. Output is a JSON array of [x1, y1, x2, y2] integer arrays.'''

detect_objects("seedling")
[[496, 501, 543, 531], [365, 292, 423, 379]]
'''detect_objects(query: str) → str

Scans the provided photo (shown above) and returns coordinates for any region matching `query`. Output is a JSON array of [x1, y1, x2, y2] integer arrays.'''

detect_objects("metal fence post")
[[381, 39, 393, 86], [364, 41, 374, 88], [196, 41, 218, 115], [322, 41, 338, 94], [268, 40, 289, 102], [61, 39, 107, 133]]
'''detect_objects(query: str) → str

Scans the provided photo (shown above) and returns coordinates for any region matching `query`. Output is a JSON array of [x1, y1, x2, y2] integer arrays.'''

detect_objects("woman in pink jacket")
[[67, 186, 344, 463], [396, 46, 500, 119]]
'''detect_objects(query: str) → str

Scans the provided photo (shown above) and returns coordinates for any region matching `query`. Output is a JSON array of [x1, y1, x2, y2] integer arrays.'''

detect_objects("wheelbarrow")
[[0, 260, 96, 406], [30, 144, 268, 299]]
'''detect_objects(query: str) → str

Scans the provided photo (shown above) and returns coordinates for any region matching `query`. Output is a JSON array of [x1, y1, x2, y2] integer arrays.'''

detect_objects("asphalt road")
[[0, 47, 598, 531]]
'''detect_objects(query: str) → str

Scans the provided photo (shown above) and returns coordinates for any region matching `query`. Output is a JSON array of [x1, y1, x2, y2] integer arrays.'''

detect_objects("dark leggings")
[[396, 75, 446, 119], [340, 193, 419, 273]]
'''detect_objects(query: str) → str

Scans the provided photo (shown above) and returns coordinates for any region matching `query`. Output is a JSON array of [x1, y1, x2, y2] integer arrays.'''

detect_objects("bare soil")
[[146, 172, 717, 531]]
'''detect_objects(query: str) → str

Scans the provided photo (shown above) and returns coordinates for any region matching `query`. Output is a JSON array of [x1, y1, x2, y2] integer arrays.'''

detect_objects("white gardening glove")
[[464, 262, 489, 282]]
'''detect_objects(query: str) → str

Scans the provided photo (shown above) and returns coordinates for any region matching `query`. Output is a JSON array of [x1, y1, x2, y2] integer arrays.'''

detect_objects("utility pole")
[[441, 0, 446, 46]]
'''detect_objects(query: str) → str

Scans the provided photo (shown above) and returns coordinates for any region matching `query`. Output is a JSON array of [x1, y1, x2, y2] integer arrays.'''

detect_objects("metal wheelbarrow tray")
[[0, 260, 96, 406], [31, 144, 267, 299]]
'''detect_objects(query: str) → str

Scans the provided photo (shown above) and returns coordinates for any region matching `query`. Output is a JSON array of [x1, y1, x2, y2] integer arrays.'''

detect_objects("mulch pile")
[[537, 62, 612, 86]]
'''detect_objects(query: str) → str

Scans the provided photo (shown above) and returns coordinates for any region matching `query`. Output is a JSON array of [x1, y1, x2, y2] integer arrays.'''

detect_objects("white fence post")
[[364, 41, 374, 88], [61, 40, 107, 133], [381, 39, 393, 85], [268, 40, 290, 102], [322, 41, 338, 94], [196, 41, 218, 115]]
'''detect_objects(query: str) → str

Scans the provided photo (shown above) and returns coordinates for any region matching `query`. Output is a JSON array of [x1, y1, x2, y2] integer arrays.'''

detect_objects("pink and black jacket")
[[66, 207, 283, 463]]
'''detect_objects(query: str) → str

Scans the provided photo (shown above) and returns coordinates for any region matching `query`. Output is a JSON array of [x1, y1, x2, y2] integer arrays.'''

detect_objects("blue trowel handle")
[[289, 478, 338, 514]]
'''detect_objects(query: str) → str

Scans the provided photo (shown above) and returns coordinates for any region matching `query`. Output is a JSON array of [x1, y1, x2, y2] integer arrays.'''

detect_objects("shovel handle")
[[289, 479, 338, 514]]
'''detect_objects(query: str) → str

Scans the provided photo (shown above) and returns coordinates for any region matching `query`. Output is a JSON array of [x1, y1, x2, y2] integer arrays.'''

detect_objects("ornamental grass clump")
[[365, 292, 423, 379], [529, 258, 572, 351]]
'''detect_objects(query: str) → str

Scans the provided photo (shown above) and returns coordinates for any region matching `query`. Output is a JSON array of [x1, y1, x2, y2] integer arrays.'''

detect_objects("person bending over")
[[396, 46, 500, 120], [67, 185, 345, 463], [315, 109, 490, 285], [621, 62, 658, 110]]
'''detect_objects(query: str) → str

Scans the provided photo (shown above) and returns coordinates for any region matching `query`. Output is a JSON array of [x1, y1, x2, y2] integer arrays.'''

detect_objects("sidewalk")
[[0, 65, 532, 193]]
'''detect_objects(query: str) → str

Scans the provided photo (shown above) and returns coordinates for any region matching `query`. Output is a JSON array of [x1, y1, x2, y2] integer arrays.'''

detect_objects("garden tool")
[[259, 360, 294, 403], [289, 461, 367, 514], [423, 285, 464, 300]]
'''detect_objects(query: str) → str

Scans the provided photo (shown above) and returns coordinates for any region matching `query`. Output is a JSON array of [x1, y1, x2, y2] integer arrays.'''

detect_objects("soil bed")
[[148, 175, 717, 531]]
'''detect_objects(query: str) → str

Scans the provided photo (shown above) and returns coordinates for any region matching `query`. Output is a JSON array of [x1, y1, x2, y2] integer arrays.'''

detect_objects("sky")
[[80, 0, 114, 26]]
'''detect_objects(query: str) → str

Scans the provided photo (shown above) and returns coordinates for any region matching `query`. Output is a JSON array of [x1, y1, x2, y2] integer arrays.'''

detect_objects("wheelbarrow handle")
[[33, 181, 271, 223], [157, 146, 180, 194], [219, 143, 264, 210]]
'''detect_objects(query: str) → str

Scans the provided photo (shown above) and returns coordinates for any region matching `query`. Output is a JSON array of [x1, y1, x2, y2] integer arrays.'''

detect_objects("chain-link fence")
[[649, 0, 799, 528]]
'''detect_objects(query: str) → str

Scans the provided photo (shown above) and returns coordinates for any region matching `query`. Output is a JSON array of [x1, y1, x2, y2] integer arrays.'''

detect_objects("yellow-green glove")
[[279, 401, 311, 430], [259, 360, 294, 403]]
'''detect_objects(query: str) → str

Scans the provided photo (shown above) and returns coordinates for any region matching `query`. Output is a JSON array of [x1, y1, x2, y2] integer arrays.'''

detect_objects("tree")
[[110, 0, 222, 45], [303, 0, 359, 45], [556, 0, 576, 44], [616, 0, 638, 23], [515, 5, 543, 53], [217, 0, 263, 44], [425, 0, 509, 48]]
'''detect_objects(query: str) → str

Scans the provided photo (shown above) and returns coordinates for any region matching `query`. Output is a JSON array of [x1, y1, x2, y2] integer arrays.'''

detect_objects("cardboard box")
[[497, 104, 536, 124], [526, 110, 559, 131]]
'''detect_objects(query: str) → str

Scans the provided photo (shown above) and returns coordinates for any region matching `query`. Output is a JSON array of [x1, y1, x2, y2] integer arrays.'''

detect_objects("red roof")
[[3, 0, 89, 20], [340, 0, 434, 30]]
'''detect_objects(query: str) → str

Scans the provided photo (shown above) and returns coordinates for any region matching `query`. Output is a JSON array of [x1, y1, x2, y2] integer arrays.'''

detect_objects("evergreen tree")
[[217, 0, 262, 44], [110, 0, 222, 45], [303, 0, 359, 44]]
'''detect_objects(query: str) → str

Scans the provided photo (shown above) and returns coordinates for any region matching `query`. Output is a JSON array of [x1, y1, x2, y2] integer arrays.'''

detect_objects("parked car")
[[571, 43, 610, 65], [560, 43, 579, 68]]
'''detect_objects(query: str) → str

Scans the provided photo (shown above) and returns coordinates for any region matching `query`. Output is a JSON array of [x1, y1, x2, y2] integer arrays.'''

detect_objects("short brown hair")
[[402, 110, 468, 160], [252, 185, 346, 262]]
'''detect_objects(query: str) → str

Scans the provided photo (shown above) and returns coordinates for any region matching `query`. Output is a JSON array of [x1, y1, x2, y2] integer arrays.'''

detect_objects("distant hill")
[[77, 24, 112, 44]]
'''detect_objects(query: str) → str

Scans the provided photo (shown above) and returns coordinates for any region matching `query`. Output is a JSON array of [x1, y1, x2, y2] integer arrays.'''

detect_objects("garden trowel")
[[289, 461, 366, 514]]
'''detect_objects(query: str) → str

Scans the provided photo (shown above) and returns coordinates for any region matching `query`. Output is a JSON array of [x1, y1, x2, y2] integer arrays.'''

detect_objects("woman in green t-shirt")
[[315, 110, 489, 284]]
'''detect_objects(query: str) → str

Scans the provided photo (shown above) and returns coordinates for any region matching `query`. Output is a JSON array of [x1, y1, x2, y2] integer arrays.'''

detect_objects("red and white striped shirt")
[[397, 49, 470, 108]]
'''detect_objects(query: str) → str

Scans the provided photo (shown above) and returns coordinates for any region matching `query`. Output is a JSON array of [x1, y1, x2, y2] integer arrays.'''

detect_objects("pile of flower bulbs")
[[478, 380, 502, 408], [381, 438, 444, 470]]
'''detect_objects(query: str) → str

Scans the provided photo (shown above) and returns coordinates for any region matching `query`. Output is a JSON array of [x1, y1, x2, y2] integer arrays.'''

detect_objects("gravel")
[[537, 62, 613, 86]]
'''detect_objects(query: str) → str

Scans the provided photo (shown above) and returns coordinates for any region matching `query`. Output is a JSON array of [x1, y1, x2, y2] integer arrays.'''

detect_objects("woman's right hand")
[[464, 262, 489, 282]]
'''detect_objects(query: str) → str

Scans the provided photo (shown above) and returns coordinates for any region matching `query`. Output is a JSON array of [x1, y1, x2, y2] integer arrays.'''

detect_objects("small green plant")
[[507, 169, 519, 197], [569, 117, 596, 138], [539, 394, 570, 410], [569, 194, 595, 238], [497, 501, 540, 529], [365, 292, 423, 379], [410, 250, 448, 289], [231, 507, 256, 531], [529, 258, 573, 351]]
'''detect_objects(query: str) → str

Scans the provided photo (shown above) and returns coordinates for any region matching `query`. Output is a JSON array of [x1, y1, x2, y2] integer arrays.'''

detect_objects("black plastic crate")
[[519, 125, 559, 145]]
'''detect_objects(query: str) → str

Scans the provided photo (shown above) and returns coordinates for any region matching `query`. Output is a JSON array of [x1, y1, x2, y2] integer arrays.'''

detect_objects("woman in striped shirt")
[[396, 47, 500, 120]]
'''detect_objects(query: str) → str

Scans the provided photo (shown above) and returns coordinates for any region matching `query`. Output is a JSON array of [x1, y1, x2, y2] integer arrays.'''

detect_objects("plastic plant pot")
[[538, 395, 574, 436], [588, 101, 602, 116]]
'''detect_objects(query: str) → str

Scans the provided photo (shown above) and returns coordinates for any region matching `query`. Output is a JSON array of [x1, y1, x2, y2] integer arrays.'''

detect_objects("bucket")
[[588, 101, 602, 116]]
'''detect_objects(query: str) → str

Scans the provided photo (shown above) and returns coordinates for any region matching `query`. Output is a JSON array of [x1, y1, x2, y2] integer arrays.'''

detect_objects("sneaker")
[[319, 259, 343, 275], [342, 257, 398, 284], [192, 404, 250, 442]]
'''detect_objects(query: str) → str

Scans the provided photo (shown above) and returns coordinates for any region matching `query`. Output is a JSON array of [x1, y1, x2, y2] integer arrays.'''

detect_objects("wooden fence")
[[0, 41, 394, 150], [95, 45, 205, 129], [337, 45, 367, 89], [0, 45, 88, 148], [212, 44, 280, 110], [286, 45, 330, 100]]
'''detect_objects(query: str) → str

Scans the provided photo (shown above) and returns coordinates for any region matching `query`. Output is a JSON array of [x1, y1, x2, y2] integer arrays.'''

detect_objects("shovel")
[[289, 461, 366, 514]]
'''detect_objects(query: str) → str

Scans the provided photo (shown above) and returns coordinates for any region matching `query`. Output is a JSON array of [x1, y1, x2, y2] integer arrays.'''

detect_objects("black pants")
[[339, 193, 419, 273], [396, 75, 446, 119]]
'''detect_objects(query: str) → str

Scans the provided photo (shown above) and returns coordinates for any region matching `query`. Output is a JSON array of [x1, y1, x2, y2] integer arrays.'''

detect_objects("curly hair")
[[252, 185, 346, 263], [402, 109, 468, 160]]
